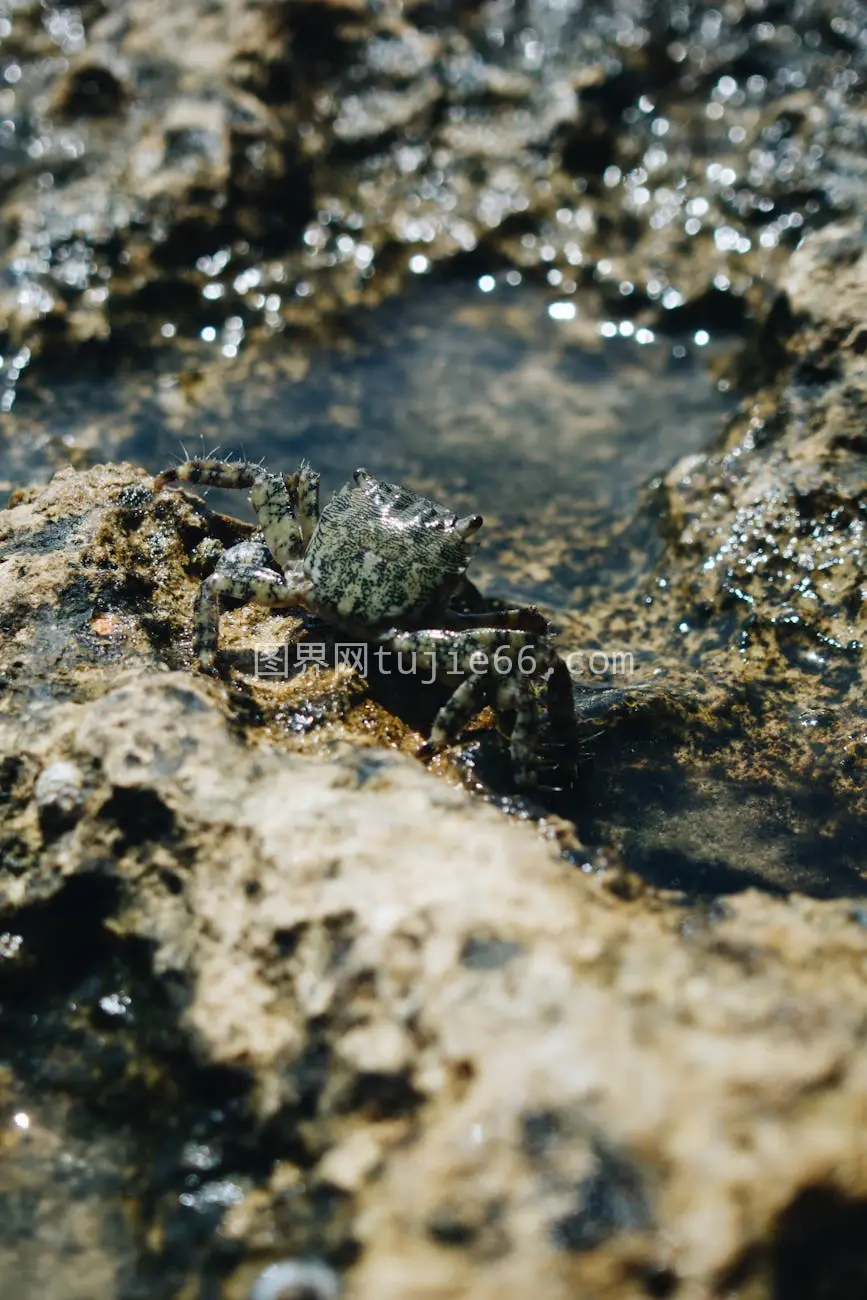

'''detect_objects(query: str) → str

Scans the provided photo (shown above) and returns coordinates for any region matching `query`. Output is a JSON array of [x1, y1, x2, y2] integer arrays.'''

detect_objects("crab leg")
[[441, 606, 549, 635], [378, 626, 573, 788], [155, 458, 308, 569], [417, 674, 490, 760], [495, 675, 544, 786], [289, 462, 320, 546], [194, 552, 313, 668], [380, 627, 559, 678]]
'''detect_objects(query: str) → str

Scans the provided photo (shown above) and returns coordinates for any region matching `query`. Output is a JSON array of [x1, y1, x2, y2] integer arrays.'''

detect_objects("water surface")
[[7, 278, 736, 613]]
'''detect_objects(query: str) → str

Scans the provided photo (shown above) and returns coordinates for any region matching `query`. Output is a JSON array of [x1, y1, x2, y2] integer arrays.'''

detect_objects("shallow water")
[[7, 277, 736, 610]]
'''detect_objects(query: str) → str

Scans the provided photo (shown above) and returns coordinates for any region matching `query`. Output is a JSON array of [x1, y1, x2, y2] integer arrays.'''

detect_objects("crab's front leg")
[[155, 457, 320, 567], [194, 545, 314, 669], [286, 461, 320, 546], [378, 628, 571, 788]]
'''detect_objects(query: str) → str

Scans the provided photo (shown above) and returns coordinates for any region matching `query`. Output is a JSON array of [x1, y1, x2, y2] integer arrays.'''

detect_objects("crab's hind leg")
[[442, 607, 550, 635], [194, 549, 313, 669], [155, 457, 302, 568], [506, 643, 578, 790], [416, 674, 490, 761], [494, 675, 545, 788], [380, 627, 573, 788]]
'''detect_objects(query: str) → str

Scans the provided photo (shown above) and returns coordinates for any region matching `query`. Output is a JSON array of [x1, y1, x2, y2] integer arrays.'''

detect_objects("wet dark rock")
[[459, 934, 525, 969], [548, 1142, 650, 1254], [4, 0, 867, 406], [55, 62, 126, 119], [482, 219, 866, 898]]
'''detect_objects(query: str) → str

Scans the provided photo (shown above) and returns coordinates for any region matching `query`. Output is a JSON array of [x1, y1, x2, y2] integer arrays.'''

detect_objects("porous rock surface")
[[2, 0, 867, 1292], [0, 459, 866, 1299], [534, 218, 867, 898]]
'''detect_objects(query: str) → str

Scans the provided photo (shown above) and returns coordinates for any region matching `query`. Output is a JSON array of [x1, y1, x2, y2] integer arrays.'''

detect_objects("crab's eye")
[[353, 467, 373, 486], [455, 514, 483, 540]]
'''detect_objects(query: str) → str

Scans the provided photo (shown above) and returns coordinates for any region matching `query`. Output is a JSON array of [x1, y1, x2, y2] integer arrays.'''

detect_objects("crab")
[[153, 456, 576, 788]]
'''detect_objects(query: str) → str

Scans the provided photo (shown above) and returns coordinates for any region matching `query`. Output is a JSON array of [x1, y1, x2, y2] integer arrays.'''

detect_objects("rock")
[[510, 215, 866, 899], [248, 1259, 340, 1300], [0, 461, 867, 1299], [2, 2, 867, 1290], [5, 0, 867, 399], [33, 760, 86, 833]]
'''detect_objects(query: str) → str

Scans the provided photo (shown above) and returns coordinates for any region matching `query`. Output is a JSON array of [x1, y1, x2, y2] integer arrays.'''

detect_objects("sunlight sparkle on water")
[[548, 301, 576, 321]]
